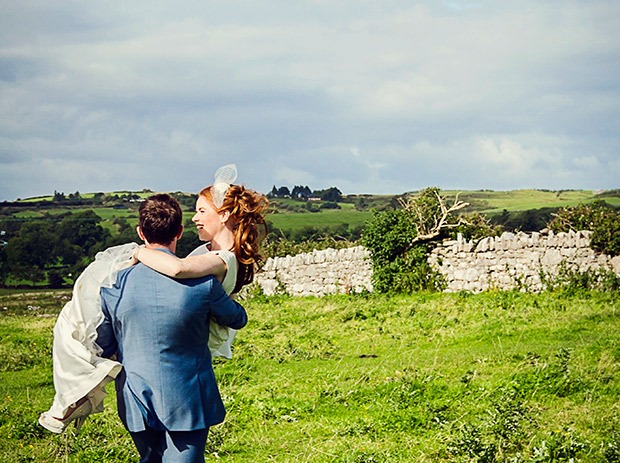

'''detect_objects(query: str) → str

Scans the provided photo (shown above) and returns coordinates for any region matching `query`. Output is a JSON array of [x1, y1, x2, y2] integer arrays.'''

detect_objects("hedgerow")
[[548, 200, 620, 257]]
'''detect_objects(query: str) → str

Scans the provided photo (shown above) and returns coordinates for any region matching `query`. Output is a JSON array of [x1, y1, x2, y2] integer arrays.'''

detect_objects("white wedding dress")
[[42, 242, 238, 424]]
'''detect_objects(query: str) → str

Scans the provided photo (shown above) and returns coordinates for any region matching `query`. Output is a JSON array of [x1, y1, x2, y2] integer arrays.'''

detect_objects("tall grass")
[[1, 290, 618, 462]]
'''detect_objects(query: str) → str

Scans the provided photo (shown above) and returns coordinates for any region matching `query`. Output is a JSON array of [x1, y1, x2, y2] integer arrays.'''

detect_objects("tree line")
[[0, 210, 202, 288], [269, 185, 343, 202]]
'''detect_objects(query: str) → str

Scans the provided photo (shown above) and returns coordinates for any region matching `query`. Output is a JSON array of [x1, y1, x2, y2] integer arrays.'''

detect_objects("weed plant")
[[0, 290, 618, 462]]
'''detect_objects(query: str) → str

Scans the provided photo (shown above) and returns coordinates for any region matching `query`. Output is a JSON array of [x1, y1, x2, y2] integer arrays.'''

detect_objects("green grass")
[[268, 209, 373, 232], [444, 189, 619, 213], [8, 207, 138, 220], [1, 290, 619, 462]]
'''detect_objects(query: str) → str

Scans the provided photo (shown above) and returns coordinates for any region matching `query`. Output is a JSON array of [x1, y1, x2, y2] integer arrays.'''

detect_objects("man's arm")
[[208, 279, 248, 329]]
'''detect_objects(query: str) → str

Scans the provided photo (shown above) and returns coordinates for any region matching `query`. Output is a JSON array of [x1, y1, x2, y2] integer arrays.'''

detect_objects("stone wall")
[[254, 230, 620, 295], [255, 246, 372, 296], [428, 230, 620, 292]]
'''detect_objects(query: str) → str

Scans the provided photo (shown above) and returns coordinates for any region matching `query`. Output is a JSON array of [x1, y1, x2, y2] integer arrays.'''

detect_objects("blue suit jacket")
[[97, 251, 247, 432]]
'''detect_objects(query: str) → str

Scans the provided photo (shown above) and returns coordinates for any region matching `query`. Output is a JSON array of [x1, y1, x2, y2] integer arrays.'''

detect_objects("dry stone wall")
[[254, 230, 620, 295], [255, 246, 372, 296], [429, 230, 620, 292]]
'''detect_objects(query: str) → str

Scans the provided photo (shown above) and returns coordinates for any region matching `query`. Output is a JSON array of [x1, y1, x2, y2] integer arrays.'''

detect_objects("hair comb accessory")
[[212, 163, 237, 208]]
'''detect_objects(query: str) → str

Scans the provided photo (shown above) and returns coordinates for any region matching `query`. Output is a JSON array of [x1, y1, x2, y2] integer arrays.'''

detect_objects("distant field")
[[5, 206, 196, 224], [267, 209, 373, 231], [3, 189, 618, 235], [11, 207, 138, 219], [447, 189, 620, 213], [14, 191, 159, 203], [268, 189, 619, 231]]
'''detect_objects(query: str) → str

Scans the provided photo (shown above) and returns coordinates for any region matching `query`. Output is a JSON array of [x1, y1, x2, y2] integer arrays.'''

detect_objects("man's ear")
[[136, 226, 147, 242], [175, 225, 184, 241]]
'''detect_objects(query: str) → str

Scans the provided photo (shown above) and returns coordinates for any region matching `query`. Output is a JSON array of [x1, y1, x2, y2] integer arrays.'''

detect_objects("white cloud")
[[274, 166, 317, 187], [573, 155, 601, 170], [475, 137, 540, 173]]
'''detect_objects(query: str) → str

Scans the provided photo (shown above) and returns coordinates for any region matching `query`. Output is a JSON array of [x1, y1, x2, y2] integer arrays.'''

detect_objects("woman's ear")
[[220, 210, 231, 224]]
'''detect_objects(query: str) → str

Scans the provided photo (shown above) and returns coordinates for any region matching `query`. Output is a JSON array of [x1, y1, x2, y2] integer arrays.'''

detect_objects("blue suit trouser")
[[130, 427, 209, 463]]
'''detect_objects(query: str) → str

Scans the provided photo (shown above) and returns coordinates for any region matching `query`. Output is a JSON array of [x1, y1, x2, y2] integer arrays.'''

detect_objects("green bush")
[[361, 188, 496, 293], [319, 201, 341, 210], [361, 209, 416, 265], [541, 262, 620, 293], [46, 270, 66, 289], [369, 244, 446, 293], [548, 200, 620, 256], [361, 207, 445, 293], [451, 211, 502, 241]]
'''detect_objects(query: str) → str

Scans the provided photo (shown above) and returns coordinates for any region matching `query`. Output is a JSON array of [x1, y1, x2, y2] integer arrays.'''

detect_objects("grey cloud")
[[1, 0, 619, 201]]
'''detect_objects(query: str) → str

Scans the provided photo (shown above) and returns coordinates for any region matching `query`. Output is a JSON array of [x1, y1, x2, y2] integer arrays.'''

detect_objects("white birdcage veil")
[[211, 164, 238, 208]]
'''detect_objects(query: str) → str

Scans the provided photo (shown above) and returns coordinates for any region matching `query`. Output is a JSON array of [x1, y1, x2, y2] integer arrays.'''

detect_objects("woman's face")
[[192, 195, 226, 242]]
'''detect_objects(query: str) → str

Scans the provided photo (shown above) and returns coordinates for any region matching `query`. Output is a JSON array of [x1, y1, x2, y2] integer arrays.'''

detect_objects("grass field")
[[267, 189, 620, 233], [1, 290, 618, 462], [4, 189, 618, 235], [267, 208, 373, 232], [442, 189, 620, 213]]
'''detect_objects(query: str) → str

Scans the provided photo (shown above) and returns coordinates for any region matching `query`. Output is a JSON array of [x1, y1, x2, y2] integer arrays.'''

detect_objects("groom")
[[96, 193, 247, 463]]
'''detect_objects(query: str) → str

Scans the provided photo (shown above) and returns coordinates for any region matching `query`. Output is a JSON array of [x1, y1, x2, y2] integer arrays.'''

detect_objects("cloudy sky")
[[1, 1, 619, 201]]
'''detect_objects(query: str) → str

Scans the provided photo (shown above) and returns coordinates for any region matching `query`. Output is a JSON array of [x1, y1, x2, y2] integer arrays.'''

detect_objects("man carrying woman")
[[39, 165, 268, 461]]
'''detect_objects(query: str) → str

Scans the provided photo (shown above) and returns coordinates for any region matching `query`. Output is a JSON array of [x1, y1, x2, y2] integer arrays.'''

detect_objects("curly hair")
[[199, 184, 269, 292]]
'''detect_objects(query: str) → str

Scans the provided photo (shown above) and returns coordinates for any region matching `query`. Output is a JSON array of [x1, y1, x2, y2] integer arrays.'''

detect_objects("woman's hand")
[[131, 246, 144, 266]]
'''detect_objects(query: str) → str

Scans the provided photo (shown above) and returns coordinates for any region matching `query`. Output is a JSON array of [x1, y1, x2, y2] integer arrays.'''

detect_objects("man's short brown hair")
[[138, 194, 183, 245]]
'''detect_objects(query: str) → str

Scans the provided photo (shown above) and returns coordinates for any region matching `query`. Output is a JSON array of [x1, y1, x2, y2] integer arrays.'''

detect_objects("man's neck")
[[146, 243, 176, 254]]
